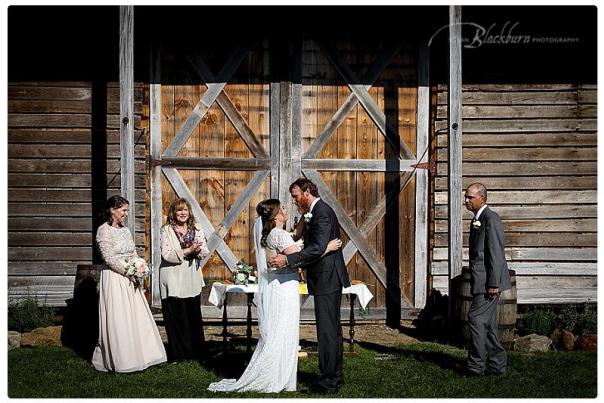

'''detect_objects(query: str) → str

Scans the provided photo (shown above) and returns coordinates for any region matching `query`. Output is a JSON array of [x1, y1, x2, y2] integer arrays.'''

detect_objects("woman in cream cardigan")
[[160, 198, 209, 361]]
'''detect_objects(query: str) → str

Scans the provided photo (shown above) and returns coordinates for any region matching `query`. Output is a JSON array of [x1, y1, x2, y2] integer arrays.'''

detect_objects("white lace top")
[[266, 228, 302, 254], [96, 222, 138, 276]]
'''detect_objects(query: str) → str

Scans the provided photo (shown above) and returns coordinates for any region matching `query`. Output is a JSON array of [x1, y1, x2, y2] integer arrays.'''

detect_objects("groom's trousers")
[[467, 293, 507, 374], [314, 289, 344, 387]]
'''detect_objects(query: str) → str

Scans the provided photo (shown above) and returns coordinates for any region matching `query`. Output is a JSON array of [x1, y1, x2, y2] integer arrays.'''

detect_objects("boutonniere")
[[472, 220, 481, 229], [304, 212, 313, 222]]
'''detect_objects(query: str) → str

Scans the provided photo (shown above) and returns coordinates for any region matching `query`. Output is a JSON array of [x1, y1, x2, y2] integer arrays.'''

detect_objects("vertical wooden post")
[[150, 45, 162, 307], [278, 81, 293, 210], [290, 38, 303, 228], [119, 5, 135, 235], [269, 37, 281, 201], [448, 6, 463, 291], [291, 38, 303, 188], [414, 42, 430, 309], [270, 81, 280, 200]]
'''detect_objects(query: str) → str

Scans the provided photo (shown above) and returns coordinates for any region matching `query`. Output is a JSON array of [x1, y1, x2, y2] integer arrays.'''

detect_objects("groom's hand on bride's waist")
[[269, 254, 288, 268]]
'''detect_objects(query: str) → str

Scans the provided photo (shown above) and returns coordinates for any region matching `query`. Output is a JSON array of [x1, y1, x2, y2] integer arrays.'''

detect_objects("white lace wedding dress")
[[208, 221, 300, 393]]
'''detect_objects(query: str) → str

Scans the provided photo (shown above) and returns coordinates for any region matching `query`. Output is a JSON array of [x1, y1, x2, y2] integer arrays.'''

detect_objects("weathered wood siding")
[[432, 84, 597, 304], [8, 81, 146, 306]]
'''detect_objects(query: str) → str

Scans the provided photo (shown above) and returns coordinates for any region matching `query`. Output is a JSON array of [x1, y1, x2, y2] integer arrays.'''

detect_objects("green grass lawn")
[[8, 340, 597, 398]]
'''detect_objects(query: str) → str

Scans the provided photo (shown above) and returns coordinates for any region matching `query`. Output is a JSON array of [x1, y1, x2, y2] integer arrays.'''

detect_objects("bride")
[[208, 199, 342, 393]]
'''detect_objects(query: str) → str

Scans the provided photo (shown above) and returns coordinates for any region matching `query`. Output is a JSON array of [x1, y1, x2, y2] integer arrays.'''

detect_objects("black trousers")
[[314, 290, 344, 386], [161, 294, 205, 361]]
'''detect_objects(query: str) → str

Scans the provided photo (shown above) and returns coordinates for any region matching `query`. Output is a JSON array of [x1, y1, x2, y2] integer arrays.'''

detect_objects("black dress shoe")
[[484, 370, 505, 376], [315, 386, 338, 395], [312, 382, 338, 394], [334, 378, 344, 387], [462, 369, 483, 377]]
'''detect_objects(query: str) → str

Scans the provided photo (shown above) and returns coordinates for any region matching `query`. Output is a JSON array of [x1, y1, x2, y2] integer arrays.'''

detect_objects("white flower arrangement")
[[304, 212, 313, 222], [472, 220, 482, 229], [233, 260, 256, 285]]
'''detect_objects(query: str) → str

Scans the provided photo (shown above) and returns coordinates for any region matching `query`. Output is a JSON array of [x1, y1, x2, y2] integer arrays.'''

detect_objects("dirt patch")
[[158, 321, 418, 348]]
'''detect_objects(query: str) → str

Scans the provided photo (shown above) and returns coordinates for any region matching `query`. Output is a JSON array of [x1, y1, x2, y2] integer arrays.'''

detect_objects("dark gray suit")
[[467, 206, 512, 375], [287, 199, 350, 388]]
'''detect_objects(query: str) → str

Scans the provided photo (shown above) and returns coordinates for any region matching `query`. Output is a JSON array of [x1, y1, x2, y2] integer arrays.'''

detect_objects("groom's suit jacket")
[[469, 206, 512, 295], [287, 199, 351, 295]]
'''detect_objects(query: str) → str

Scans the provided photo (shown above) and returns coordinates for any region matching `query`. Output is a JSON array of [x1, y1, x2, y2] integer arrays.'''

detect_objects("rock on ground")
[[20, 326, 62, 347], [576, 334, 597, 351], [514, 334, 552, 352], [8, 331, 21, 350]]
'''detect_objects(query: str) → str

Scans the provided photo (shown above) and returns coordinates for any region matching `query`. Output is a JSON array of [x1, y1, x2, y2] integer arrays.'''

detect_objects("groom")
[[269, 178, 350, 394]]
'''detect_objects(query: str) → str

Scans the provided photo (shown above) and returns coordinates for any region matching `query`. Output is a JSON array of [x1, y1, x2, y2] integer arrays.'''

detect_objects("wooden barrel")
[[74, 264, 102, 292], [453, 267, 517, 349]]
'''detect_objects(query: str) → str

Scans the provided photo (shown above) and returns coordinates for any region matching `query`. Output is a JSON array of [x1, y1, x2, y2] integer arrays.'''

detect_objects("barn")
[[7, 5, 597, 322]]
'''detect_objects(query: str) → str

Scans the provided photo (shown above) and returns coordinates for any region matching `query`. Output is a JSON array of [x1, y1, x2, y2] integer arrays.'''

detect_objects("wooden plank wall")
[[301, 39, 418, 309], [8, 81, 146, 306], [432, 84, 597, 304]]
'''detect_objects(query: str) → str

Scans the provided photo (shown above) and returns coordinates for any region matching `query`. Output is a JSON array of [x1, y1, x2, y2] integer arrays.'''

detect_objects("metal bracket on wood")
[[411, 162, 429, 170], [145, 155, 161, 170], [410, 160, 436, 175]]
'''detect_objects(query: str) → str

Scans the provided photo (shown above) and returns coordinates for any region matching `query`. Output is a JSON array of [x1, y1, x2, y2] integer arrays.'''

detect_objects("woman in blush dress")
[[208, 199, 341, 393], [91, 195, 167, 373]]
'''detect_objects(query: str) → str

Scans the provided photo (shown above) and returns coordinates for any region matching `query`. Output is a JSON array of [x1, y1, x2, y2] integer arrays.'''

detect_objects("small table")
[[208, 283, 258, 354], [208, 282, 374, 353]]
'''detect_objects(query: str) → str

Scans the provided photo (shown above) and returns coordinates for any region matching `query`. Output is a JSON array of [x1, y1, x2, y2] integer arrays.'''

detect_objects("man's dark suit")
[[287, 199, 350, 390], [467, 206, 512, 375]]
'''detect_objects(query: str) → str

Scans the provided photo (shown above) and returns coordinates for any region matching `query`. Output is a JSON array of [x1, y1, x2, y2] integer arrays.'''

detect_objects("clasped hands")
[[269, 254, 287, 269], [184, 241, 204, 256], [486, 287, 500, 298]]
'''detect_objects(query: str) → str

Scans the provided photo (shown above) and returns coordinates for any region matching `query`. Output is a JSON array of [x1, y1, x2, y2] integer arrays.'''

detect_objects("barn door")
[[295, 38, 430, 311], [149, 43, 273, 307], [148, 39, 429, 311]]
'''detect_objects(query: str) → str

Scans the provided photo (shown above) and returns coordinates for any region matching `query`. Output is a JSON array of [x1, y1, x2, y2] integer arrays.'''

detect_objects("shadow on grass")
[[60, 278, 99, 361], [196, 340, 254, 379], [355, 340, 468, 375]]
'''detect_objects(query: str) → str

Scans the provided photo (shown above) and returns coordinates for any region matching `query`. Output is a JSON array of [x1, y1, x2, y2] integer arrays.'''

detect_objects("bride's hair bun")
[[256, 199, 281, 247]]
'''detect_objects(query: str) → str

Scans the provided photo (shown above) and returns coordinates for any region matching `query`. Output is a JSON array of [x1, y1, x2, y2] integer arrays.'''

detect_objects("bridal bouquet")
[[125, 257, 151, 288], [233, 260, 256, 285]]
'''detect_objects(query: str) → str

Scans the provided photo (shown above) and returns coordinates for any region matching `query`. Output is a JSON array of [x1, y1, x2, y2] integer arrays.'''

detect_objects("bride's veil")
[[253, 216, 269, 342]]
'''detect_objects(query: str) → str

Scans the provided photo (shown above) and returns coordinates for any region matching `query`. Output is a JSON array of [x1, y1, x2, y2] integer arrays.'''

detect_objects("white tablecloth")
[[208, 283, 258, 309], [208, 282, 373, 310], [342, 284, 374, 309]]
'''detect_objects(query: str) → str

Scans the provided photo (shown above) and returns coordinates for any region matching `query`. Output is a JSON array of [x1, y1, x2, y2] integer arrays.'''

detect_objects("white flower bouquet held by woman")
[[125, 257, 151, 288]]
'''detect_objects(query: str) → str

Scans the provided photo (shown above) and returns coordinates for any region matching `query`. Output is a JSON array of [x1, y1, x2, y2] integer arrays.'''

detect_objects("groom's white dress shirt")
[[474, 204, 488, 221], [309, 197, 320, 213]]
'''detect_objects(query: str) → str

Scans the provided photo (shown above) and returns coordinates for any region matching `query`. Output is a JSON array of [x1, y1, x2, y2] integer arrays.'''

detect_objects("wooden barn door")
[[148, 43, 272, 307], [296, 39, 429, 314], [148, 39, 429, 313]]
